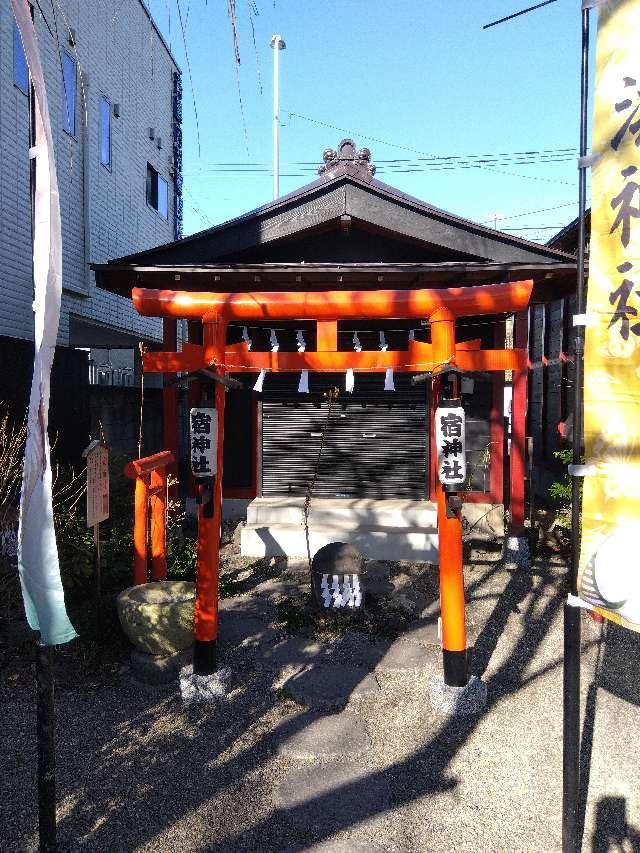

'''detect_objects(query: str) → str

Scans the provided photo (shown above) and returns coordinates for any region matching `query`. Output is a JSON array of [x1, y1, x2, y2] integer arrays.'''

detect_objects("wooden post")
[[150, 466, 168, 580], [193, 321, 226, 674], [431, 307, 468, 687], [133, 476, 149, 585], [317, 320, 338, 351], [511, 310, 529, 531], [162, 318, 179, 499], [93, 523, 103, 662], [124, 452, 174, 586]]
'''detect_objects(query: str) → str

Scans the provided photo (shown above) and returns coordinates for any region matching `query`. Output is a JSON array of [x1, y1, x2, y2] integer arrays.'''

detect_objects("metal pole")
[[563, 7, 589, 852], [36, 644, 56, 852], [270, 35, 286, 200]]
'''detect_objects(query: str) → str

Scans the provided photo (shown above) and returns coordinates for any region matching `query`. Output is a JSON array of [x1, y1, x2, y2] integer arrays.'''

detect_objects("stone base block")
[[179, 665, 232, 705], [428, 675, 487, 716]]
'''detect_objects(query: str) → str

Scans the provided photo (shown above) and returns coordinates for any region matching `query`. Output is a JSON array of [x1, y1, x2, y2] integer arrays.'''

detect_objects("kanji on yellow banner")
[[578, 0, 640, 631]]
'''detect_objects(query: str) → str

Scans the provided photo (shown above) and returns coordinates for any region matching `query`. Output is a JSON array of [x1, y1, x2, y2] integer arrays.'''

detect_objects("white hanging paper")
[[269, 328, 279, 352], [241, 326, 252, 350], [345, 368, 355, 394], [296, 330, 306, 352], [409, 329, 415, 343], [253, 369, 266, 392], [14, 0, 76, 646], [352, 332, 362, 352], [384, 368, 395, 391], [379, 331, 388, 351], [298, 370, 309, 393]]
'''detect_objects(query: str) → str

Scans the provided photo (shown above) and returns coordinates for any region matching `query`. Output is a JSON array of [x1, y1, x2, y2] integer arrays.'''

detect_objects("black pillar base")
[[443, 648, 469, 687], [193, 639, 217, 675]]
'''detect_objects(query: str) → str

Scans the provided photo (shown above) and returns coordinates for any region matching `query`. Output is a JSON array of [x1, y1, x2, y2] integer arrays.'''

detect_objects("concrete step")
[[241, 521, 438, 562], [246, 497, 438, 529]]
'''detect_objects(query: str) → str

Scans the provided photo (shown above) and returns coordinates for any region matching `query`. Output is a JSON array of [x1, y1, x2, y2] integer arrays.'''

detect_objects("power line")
[[484, 200, 580, 223], [483, 0, 558, 30], [175, 0, 202, 157]]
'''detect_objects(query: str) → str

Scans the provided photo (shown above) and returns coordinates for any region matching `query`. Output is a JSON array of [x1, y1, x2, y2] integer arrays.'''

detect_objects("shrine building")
[[94, 139, 576, 561]]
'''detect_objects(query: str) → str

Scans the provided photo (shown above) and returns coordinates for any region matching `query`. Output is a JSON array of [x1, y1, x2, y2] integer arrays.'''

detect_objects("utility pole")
[[270, 34, 286, 200]]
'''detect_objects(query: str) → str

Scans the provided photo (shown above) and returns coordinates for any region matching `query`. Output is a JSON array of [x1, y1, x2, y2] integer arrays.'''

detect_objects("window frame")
[[146, 163, 169, 221], [62, 49, 77, 137], [13, 22, 29, 95], [99, 94, 111, 169]]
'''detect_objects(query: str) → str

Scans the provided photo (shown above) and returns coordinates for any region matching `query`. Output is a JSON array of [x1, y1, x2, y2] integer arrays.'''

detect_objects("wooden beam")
[[143, 341, 525, 375], [317, 320, 337, 351], [455, 348, 527, 372]]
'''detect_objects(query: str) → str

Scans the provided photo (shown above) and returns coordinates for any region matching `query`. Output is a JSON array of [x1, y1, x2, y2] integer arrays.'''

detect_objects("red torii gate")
[[134, 280, 531, 685]]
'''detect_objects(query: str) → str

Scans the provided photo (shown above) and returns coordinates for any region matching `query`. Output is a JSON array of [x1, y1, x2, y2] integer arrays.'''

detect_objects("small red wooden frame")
[[124, 451, 174, 585]]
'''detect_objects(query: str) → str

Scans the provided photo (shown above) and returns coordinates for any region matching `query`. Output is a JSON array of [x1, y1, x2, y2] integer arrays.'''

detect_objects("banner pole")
[[36, 643, 57, 852], [563, 6, 590, 851]]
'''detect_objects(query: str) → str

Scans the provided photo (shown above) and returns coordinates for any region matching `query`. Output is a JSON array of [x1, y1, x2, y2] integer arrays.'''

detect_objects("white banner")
[[13, 0, 76, 645]]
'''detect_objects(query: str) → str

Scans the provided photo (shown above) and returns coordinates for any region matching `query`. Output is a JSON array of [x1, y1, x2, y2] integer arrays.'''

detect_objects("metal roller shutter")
[[260, 373, 428, 499]]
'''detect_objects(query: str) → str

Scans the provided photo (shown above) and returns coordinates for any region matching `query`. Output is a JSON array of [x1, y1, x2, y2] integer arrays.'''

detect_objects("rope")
[[137, 342, 146, 459], [303, 387, 339, 574]]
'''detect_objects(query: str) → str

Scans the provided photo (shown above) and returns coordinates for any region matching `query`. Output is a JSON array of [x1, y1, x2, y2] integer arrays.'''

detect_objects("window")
[[146, 163, 168, 219], [62, 50, 77, 135], [13, 23, 29, 94], [100, 95, 111, 168]]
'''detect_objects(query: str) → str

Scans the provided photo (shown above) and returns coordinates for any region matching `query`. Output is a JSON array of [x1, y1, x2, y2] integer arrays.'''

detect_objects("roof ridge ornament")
[[318, 138, 376, 182]]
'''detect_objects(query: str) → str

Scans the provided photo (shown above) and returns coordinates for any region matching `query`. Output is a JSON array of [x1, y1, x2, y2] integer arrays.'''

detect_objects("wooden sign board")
[[83, 440, 110, 528]]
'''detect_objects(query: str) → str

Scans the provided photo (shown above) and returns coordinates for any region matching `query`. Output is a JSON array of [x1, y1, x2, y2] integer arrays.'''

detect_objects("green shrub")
[[547, 449, 574, 531]]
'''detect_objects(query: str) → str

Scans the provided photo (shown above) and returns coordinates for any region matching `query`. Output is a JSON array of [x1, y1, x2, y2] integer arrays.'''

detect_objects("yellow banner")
[[579, 0, 640, 631]]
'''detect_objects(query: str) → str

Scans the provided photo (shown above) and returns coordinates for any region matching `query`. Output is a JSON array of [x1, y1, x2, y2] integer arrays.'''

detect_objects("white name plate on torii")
[[190, 407, 218, 478]]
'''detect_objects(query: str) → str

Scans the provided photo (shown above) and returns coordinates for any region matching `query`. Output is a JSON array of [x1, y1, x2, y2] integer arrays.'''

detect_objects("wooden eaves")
[[93, 260, 578, 305]]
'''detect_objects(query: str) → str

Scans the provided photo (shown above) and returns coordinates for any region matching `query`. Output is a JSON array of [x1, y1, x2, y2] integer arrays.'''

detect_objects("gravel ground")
[[1, 539, 639, 852]]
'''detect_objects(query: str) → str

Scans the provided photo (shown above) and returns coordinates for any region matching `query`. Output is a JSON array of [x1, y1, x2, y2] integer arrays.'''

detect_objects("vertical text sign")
[[578, 0, 640, 632], [190, 407, 217, 478], [85, 442, 110, 528], [435, 403, 466, 486]]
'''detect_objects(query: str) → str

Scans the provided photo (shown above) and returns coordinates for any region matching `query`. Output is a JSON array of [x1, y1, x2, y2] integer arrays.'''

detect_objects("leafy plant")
[[548, 448, 574, 531]]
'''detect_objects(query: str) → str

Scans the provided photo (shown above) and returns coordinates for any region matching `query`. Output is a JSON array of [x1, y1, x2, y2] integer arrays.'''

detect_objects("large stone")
[[117, 581, 195, 656], [462, 502, 505, 538], [274, 763, 391, 832], [284, 665, 380, 710], [276, 712, 371, 760]]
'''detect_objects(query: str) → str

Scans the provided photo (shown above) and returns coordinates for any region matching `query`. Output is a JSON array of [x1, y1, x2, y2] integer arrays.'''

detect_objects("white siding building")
[[0, 0, 181, 353]]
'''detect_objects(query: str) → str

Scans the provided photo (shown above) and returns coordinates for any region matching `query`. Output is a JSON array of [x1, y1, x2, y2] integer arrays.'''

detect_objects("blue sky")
[[145, 0, 591, 242]]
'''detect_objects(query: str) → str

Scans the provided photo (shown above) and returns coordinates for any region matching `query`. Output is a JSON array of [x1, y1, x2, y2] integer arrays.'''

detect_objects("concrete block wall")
[[0, 0, 178, 347]]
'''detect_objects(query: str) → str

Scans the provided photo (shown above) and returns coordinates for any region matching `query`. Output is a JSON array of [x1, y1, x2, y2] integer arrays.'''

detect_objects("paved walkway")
[[2, 548, 639, 852]]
